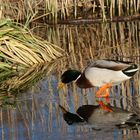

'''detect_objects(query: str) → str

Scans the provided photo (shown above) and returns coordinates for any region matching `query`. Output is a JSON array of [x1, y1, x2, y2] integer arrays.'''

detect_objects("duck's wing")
[[86, 60, 136, 71]]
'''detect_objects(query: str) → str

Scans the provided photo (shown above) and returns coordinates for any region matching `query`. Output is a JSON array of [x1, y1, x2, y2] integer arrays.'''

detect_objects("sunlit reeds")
[[0, 0, 139, 23], [0, 20, 64, 71]]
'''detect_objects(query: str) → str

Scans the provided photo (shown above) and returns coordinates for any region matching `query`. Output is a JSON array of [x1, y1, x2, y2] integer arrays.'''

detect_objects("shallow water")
[[0, 21, 140, 140], [0, 59, 140, 140]]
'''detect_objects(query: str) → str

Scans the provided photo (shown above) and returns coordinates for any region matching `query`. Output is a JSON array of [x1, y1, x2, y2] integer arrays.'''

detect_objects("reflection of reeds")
[[34, 21, 139, 61], [0, 61, 59, 109], [0, 61, 57, 93]]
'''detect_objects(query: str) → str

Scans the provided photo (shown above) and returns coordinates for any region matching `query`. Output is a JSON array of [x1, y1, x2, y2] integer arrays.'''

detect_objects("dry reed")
[[0, 20, 64, 71], [0, 0, 139, 23]]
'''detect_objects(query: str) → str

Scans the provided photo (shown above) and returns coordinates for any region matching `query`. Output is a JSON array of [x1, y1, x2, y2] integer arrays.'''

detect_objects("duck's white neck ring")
[[74, 74, 81, 83]]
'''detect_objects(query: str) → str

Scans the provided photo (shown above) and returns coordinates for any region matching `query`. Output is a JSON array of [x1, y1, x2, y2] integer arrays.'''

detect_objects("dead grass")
[[0, 0, 139, 23], [0, 20, 64, 71]]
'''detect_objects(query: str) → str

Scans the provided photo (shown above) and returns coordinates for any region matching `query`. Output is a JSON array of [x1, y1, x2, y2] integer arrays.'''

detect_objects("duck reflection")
[[59, 101, 140, 130]]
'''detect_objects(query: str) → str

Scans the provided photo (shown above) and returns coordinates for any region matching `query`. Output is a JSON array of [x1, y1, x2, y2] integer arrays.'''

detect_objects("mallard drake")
[[59, 102, 140, 129], [58, 60, 138, 98]]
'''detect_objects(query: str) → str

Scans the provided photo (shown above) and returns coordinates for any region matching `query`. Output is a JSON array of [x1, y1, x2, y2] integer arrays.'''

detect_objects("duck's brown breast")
[[76, 74, 93, 88]]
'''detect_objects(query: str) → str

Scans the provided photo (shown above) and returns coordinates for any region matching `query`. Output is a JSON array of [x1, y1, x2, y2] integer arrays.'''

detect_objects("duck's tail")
[[122, 64, 139, 77], [126, 114, 140, 125], [117, 114, 140, 129]]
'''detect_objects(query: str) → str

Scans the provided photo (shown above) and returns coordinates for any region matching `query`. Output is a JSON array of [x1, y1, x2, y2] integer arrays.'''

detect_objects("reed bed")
[[0, 20, 63, 71], [0, 0, 139, 23], [0, 61, 58, 108]]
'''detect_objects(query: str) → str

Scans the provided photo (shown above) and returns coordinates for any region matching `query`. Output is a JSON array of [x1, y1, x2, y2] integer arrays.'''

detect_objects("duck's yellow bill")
[[57, 82, 65, 89]]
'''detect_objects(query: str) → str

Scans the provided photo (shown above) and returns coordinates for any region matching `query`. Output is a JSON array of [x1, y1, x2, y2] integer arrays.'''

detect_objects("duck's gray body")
[[83, 60, 138, 87], [78, 105, 133, 127]]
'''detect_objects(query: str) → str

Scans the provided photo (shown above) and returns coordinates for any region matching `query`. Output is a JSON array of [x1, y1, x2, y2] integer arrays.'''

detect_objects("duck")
[[59, 102, 140, 129], [58, 59, 138, 98]]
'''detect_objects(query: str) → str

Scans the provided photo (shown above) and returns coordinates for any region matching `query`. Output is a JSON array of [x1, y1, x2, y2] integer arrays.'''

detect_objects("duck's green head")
[[61, 70, 81, 84]]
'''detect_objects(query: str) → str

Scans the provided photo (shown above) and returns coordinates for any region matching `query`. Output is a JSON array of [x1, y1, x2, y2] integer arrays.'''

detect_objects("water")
[[0, 21, 140, 140]]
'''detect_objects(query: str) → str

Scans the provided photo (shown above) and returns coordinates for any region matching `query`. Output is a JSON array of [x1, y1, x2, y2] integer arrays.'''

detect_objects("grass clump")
[[0, 20, 64, 71]]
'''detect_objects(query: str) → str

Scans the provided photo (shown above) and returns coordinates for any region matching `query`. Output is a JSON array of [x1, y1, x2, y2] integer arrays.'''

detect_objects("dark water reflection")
[[0, 21, 140, 140]]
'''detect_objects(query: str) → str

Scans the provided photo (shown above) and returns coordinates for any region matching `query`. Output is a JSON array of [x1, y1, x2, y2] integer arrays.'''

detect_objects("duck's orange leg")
[[96, 100, 113, 112], [95, 83, 112, 98], [95, 83, 113, 112]]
